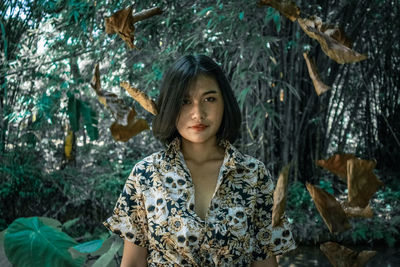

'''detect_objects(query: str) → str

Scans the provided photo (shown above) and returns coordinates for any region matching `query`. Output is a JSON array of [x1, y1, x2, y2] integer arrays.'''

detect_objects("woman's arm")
[[120, 240, 148, 267], [251, 255, 278, 267]]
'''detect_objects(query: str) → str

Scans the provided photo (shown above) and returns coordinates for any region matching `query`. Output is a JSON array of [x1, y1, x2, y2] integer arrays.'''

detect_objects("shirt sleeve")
[[252, 163, 296, 261], [103, 163, 149, 248]]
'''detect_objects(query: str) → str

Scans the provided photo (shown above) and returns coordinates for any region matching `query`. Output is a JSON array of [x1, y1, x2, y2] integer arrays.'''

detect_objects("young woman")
[[104, 55, 296, 266]]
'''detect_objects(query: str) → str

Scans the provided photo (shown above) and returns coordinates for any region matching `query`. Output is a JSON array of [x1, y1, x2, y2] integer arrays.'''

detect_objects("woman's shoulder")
[[229, 144, 268, 170], [130, 150, 166, 173]]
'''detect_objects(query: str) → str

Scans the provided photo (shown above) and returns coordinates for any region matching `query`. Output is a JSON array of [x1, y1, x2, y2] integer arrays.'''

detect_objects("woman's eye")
[[204, 97, 216, 102], [182, 99, 191, 105]]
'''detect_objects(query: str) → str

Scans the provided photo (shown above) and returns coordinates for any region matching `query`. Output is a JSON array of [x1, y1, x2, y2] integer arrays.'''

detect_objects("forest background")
[[0, 0, 399, 266]]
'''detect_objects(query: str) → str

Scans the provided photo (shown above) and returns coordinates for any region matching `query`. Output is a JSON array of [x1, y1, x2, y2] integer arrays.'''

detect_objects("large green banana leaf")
[[4, 217, 84, 267]]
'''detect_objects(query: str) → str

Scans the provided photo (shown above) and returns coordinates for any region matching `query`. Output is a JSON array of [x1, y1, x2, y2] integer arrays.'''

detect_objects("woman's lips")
[[191, 124, 208, 131]]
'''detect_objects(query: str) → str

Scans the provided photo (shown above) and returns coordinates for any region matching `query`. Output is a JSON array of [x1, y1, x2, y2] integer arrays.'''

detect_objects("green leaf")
[[319, 180, 334, 195], [4, 217, 84, 267], [62, 218, 80, 230], [38, 217, 62, 231], [197, 7, 213, 17], [237, 87, 250, 110], [67, 94, 80, 132], [91, 236, 122, 267], [72, 240, 103, 253], [207, 18, 213, 29], [80, 101, 99, 141], [0, 20, 8, 59], [239, 12, 244, 20], [273, 12, 281, 33]]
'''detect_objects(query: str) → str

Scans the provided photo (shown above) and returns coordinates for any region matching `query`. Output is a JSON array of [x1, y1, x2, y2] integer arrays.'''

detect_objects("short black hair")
[[152, 54, 241, 144]]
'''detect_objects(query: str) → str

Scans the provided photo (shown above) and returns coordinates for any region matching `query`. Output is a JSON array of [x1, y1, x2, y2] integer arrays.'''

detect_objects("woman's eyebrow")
[[184, 89, 219, 98], [202, 90, 218, 95]]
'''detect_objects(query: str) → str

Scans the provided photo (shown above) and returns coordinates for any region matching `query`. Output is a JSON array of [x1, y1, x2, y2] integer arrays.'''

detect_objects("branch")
[[2, 47, 101, 77], [132, 7, 163, 23]]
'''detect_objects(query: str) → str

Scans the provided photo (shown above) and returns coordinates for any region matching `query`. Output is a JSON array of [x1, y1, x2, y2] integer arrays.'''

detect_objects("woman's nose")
[[190, 102, 205, 120]]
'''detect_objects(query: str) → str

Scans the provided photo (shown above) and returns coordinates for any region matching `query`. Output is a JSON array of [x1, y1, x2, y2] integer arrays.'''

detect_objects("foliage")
[[4, 217, 83, 267], [286, 178, 400, 247], [1, 216, 123, 267], [0, 1, 399, 263]]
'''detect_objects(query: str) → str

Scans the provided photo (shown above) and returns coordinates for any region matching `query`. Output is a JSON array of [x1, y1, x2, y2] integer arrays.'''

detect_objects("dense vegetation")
[[1, 0, 399, 264]]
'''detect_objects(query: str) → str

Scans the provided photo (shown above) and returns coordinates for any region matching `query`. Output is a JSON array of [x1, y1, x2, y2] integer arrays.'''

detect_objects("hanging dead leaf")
[[110, 109, 149, 142], [279, 89, 284, 102], [320, 24, 353, 49], [105, 6, 136, 49], [120, 81, 158, 115], [341, 201, 373, 218], [298, 16, 367, 64], [347, 158, 383, 208], [105, 6, 163, 49], [90, 63, 102, 95], [64, 130, 75, 160], [317, 154, 356, 181], [306, 183, 351, 234], [103, 92, 133, 126], [258, 0, 300, 22], [320, 242, 377, 267], [90, 64, 150, 141], [303, 52, 331, 96], [272, 163, 291, 227], [90, 64, 134, 126]]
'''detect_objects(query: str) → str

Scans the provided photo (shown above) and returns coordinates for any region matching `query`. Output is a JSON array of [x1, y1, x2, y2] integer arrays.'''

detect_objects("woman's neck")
[[180, 137, 225, 164]]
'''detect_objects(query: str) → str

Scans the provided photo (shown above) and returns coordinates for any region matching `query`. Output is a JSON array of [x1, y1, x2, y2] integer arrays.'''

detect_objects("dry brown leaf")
[[120, 81, 158, 115], [110, 109, 149, 142], [306, 183, 351, 234], [104, 6, 162, 49], [298, 17, 367, 64], [90, 65, 149, 141], [90, 63, 102, 95], [105, 6, 136, 49], [102, 92, 132, 125], [90, 64, 134, 125], [320, 24, 353, 49], [320, 241, 377, 267], [347, 158, 383, 208], [258, 0, 300, 22], [341, 202, 374, 219], [356, 250, 379, 266], [64, 130, 75, 161], [303, 52, 331, 96], [272, 163, 291, 227], [317, 154, 356, 181]]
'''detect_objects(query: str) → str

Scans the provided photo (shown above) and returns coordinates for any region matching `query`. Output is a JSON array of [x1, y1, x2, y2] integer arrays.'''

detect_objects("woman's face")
[[176, 75, 224, 146]]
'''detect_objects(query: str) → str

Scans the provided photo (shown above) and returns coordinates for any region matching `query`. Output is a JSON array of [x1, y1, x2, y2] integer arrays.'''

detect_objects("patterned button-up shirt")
[[103, 138, 296, 266]]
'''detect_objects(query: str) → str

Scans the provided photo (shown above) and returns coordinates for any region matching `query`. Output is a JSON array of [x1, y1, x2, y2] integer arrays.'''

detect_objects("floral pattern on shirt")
[[103, 138, 296, 266]]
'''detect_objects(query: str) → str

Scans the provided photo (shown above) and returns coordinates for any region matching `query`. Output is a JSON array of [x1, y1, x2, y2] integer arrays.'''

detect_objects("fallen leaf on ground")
[[272, 163, 291, 227], [303, 52, 331, 95], [306, 183, 351, 234], [320, 241, 377, 267]]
